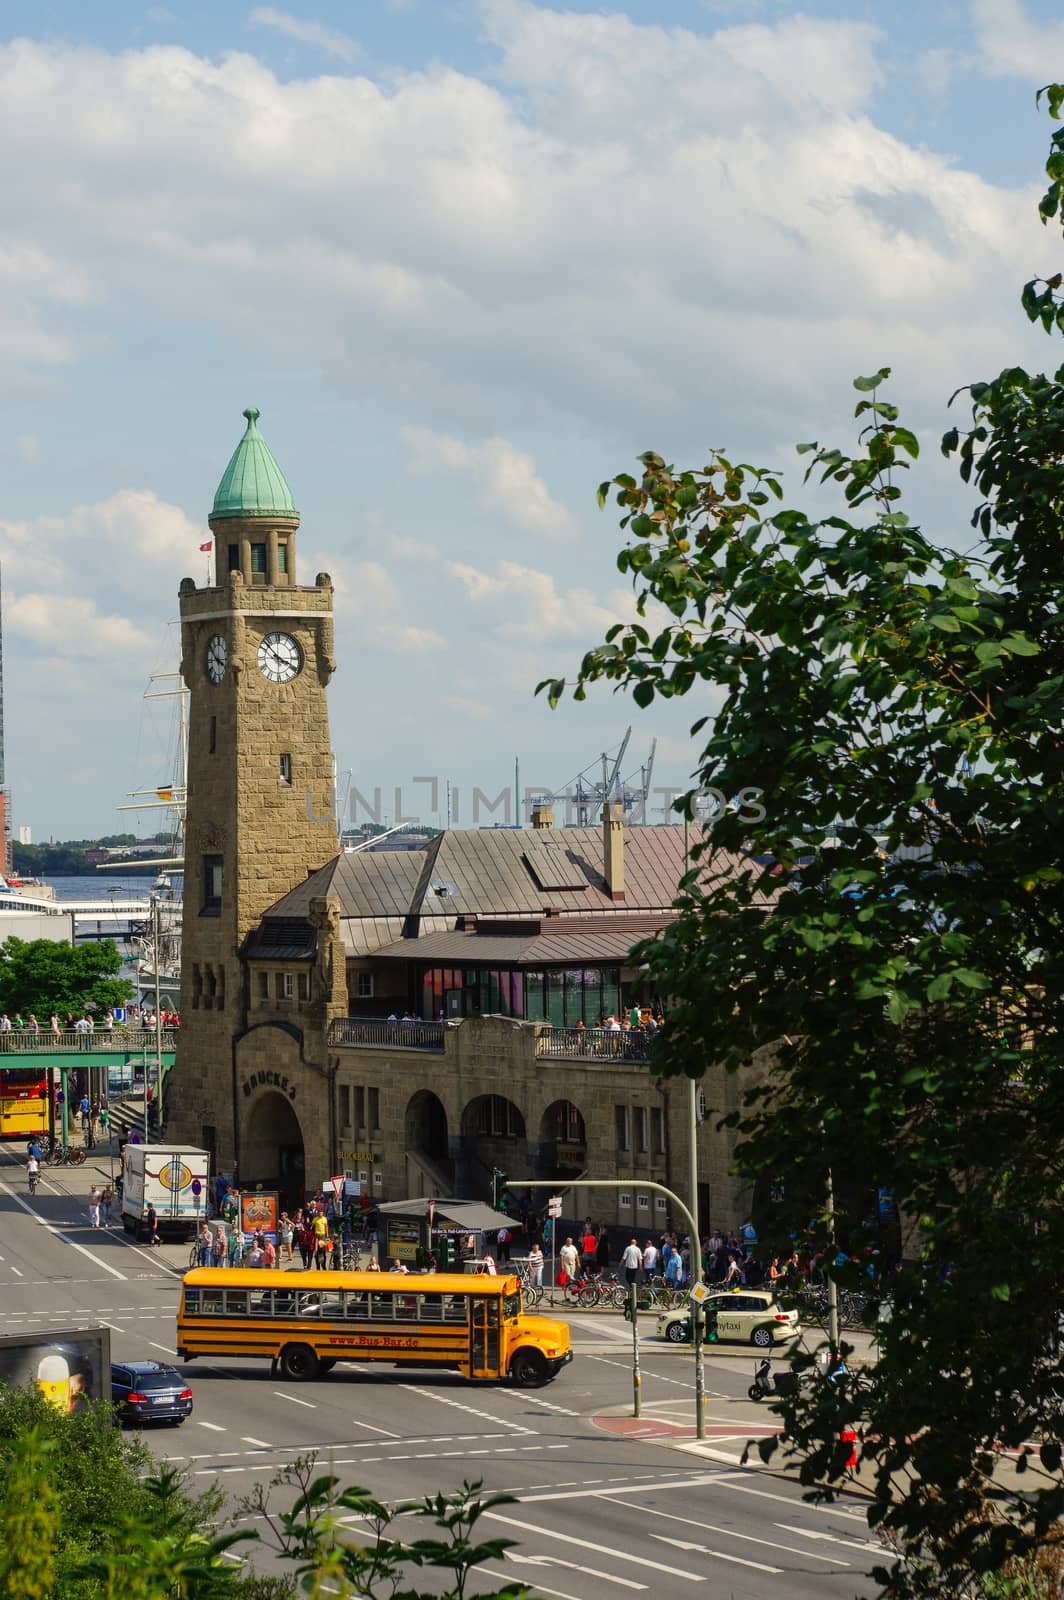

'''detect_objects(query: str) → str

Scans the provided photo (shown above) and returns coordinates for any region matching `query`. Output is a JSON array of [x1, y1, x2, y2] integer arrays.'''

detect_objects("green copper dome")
[[210, 408, 297, 522]]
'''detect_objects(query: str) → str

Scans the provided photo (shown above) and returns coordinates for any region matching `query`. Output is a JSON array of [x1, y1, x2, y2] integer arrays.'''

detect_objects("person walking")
[[496, 1224, 512, 1263], [580, 1224, 597, 1275], [101, 1185, 114, 1226], [279, 1212, 295, 1263], [145, 1201, 160, 1246], [87, 1184, 101, 1228], [312, 1209, 329, 1270], [621, 1237, 642, 1288], [298, 1218, 315, 1269], [642, 1238, 659, 1281], [197, 1222, 213, 1266], [263, 1234, 277, 1269], [528, 1241, 544, 1289], [211, 1225, 228, 1267], [559, 1236, 579, 1284], [246, 1237, 265, 1269], [595, 1224, 611, 1272]]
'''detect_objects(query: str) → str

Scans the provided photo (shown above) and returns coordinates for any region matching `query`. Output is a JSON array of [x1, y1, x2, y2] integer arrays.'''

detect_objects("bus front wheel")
[[279, 1344, 320, 1381], [510, 1350, 548, 1388]]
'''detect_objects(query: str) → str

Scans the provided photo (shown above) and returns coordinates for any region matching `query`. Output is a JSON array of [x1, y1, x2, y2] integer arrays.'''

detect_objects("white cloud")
[[446, 557, 635, 639], [402, 427, 571, 537], [248, 7, 361, 62], [7, 591, 156, 657], [315, 555, 446, 654], [970, 0, 1064, 78]]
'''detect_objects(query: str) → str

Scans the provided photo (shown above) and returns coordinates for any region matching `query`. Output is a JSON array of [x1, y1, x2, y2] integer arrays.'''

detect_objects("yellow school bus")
[[176, 1268, 572, 1387]]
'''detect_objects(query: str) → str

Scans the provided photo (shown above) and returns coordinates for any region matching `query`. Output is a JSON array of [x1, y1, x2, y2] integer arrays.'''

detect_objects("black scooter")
[[748, 1357, 809, 1402]]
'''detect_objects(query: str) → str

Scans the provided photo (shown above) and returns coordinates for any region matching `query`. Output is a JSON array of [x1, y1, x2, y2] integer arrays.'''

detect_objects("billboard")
[[240, 1191, 279, 1240], [0, 1327, 111, 1415]]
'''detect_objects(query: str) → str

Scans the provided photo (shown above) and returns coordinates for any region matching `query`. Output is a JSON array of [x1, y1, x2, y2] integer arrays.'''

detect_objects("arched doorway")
[[459, 1094, 526, 1202], [242, 1091, 305, 1212], [406, 1090, 448, 1162], [538, 1099, 587, 1180]]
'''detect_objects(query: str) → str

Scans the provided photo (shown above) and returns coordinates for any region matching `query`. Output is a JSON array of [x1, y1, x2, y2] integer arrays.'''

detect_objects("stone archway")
[[537, 1099, 587, 1181], [459, 1093, 526, 1202], [406, 1089, 448, 1162], [242, 1090, 306, 1212]]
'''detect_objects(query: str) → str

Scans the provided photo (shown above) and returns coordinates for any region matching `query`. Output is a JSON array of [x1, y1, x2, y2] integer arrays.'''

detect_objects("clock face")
[[257, 631, 303, 684], [205, 634, 228, 684]]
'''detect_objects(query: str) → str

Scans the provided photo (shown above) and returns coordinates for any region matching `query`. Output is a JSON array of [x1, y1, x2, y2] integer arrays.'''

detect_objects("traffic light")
[[492, 1169, 510, 1210], [437, 1235, 456, 1268]]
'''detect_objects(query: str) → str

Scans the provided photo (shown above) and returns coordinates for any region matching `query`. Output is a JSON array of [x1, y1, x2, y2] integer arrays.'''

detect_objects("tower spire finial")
[[243, 407, 261, 427]]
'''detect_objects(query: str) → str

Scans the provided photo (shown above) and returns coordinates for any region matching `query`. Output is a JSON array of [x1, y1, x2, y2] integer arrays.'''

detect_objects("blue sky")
[[1, 0, 1062, 840]]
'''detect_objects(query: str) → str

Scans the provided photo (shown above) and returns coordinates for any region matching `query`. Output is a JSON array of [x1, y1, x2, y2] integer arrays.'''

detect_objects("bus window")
[[369, 1293, 394, 1319], [273, 1292, 295, 1318], [345, 1292, 369, 1321], [503, 1292, 521, 1321], [394, 1294, 417, 1321], [226, 1290, 249, 1315], [419, 1294, 442, 1322], [184, 1290, 200, 1314], [249, 1290, 273, 1317], [297, 1294, 321, 1318], [319, 1292, 344, 1319], [442, 1296, 467, 1324], [201, 1289, 225, 1316]]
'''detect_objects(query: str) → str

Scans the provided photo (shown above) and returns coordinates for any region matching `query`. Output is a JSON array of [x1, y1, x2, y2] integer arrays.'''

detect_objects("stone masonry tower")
[[168, 408, 338, 1164]]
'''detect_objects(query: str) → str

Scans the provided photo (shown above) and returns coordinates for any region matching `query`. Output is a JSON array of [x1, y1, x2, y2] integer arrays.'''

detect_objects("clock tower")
[[168, 408, 339, 1166]]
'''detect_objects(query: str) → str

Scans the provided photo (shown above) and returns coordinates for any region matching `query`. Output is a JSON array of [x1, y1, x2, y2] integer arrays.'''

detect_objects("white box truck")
[[121, 1144, 211, 1241]]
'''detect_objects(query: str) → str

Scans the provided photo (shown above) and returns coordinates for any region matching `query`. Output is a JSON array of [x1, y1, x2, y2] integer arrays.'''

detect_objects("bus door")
[[470, 1297, 500, 1377]]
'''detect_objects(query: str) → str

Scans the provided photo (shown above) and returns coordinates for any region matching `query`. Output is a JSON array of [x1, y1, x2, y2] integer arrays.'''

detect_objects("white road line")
[[273, 1391, 315, 1408], [652, 1533, 782, 1575], [691, 1471, 878, 1527], [198, 1420, 227, 1432], [348, 1418, 399, 1438], [482, 1566, 586, 1600], [0, 1179, 127, 1280], [11, 1267, 23, 1277], [483, 1513, 703, 1582], [775, 1523, 880, 1554], [397, 1384, 532, 1433], [148, 1341, 178, 1356], [598, 1496, 847, 1567], [510, 1471, 732, 1503], [506, 1552, 645, 1589], [242, 1436, 271, 1448]]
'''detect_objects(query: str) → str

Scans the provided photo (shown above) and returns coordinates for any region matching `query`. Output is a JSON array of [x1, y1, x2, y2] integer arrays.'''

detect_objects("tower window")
[[202, 855, 223, 916], [277, 541, 289, 574], [357, 972, 374, 999], [257, 971, 268, 1001], [209, 716, 217, 754], [279, 753, 292, 787], [192, 964, 203, 1010], [297, 971, 309, 1001], [227, 543, 239, 572], [251, 543, 266, 573]]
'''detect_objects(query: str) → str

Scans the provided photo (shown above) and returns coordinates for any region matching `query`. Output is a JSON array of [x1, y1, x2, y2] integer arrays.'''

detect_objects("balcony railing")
[[535, 1026, 650, 1062], [0, 1029, 178, 1054], [328, 1017, 446, 1052]]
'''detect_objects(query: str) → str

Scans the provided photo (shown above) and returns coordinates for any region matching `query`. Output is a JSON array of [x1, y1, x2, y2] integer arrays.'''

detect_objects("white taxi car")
[[657, 1289, 801, 1348]]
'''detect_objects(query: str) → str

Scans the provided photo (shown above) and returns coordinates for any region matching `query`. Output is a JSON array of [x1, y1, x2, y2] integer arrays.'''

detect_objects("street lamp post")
[[519, 1175, 707, 1440]]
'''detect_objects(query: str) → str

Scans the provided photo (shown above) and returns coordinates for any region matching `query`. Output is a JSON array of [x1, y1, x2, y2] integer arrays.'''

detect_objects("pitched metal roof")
[[371, 918, 672, 965]]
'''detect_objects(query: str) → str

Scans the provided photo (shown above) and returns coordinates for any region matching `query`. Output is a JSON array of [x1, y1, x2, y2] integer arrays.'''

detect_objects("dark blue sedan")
[[111, 1361, 193, 1426]]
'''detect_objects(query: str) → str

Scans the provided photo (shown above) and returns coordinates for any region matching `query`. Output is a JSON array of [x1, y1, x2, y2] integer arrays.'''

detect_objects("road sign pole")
[[629, 1282, 641, 1417]]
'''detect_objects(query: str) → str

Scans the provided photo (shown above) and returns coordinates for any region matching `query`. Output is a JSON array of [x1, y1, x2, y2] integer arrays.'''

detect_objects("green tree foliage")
[[539, 87, 1064, 1597], [0, 1389, 532, 1600], [0, 937, 133, 1019]]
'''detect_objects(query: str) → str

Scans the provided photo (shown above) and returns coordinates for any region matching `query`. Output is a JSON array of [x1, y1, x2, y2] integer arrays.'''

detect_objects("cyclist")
[[27, 1138, 43, 1165], [27, 1153, 40, 1195]]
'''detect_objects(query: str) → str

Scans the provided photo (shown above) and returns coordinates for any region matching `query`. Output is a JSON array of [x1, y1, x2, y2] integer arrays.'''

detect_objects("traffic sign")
[[330, 1175, 345, 1203], [689, 1281, 710, 1305], [547, 1195, 562, 1218], [191, 1179, 202, 1196]]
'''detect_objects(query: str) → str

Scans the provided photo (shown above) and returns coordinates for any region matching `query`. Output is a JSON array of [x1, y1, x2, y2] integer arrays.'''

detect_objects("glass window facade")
[[418, 964, 621, 1024]]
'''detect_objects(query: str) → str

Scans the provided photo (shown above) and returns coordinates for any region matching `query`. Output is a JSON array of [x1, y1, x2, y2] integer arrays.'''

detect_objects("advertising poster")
[[386, 1218, 422, 1264], [241, 1191, 279, 1241], [0, 1327, 111, 1415]]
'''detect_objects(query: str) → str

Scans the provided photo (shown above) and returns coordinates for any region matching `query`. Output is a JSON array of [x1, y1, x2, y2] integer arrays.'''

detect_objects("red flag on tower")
[[199, 541, 213, 552]]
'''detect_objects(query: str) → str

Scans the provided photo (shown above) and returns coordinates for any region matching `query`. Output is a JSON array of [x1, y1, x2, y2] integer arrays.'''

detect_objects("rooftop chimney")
[[531, 802, 554, 830], [602, 803, 625, 900]]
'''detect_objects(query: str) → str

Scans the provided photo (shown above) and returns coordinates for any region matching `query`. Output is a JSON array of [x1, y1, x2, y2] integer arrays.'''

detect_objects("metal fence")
[[328, 1017, 446, 1052], [535, 1026, 650, 1062], [0, 1028, 177, 1054]]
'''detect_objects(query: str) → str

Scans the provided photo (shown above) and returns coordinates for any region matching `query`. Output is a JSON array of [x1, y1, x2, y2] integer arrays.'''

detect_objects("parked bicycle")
[[49, 1144, 87, 1167]]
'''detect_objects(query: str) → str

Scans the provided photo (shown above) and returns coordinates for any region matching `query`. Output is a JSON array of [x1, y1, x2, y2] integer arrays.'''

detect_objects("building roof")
[[210, 407, 297, 522], [371, 917, 673, 965], [259, 822, 762, 962], [376, 1197, 516, 1232]]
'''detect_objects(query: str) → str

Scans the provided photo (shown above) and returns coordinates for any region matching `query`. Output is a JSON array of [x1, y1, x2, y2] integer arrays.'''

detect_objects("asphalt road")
[[0, 1146, 883, 1600]]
